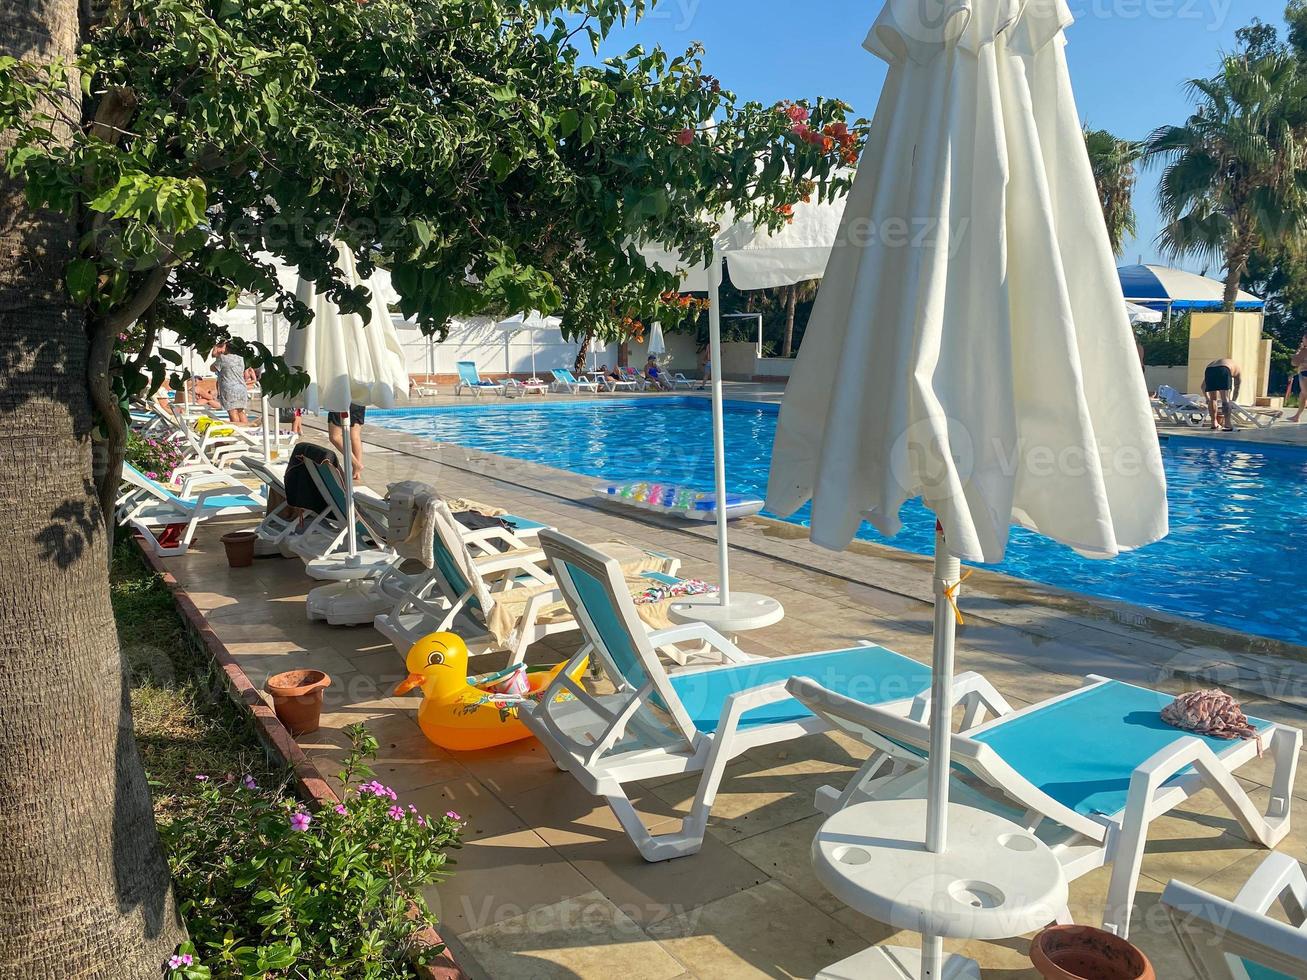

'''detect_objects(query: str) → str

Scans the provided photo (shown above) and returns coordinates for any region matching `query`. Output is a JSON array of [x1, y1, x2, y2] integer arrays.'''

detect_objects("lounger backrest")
[[457, 362, 481, 385], [539, 529, 699, 747], [786, 675, 1105, 841], [121, 462, 176, 504], [1163, 874, 1307, 979], [429, 499, 492, 615], [309, 461, 379, 546]]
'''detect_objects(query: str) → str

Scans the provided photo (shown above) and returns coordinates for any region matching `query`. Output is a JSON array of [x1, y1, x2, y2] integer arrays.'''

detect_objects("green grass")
[[112, 540, 283, 818]]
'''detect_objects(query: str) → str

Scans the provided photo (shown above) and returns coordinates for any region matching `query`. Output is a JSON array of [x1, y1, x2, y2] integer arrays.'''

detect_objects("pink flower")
[[786, 105, 810, 123], [334, 804, 347, 815], [194, 774, 208, 782], [445, 810, 461, 821], [416, 816, 426, 828], [387, 805, 405, 821], [241, 775, 257, 790], [791, 122, 811, 140], [167, 953, 193, 969], [361, 780, 397, 801], [676, 128, 695, 146], [289, 811, 312, 832]]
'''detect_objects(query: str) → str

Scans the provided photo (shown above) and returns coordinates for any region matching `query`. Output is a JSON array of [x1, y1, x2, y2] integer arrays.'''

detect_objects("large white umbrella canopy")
[[641, 188, 848, 607], [274, 244, 408, 562], [766, 2, 1167, 975]]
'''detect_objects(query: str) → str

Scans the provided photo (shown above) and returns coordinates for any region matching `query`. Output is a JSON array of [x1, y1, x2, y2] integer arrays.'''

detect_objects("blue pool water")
[[373, 397, 1307, 645]]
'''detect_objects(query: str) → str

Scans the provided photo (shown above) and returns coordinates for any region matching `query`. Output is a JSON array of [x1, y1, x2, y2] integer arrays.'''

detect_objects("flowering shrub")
[[125, 430, 186, 483], [160, 725, 462, 979]]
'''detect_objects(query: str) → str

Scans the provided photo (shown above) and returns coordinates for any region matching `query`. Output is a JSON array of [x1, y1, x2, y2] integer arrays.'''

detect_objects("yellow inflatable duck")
[[393, 632, 586, 752]]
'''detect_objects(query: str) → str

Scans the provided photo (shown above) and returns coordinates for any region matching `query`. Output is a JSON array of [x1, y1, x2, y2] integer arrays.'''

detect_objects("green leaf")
[[65, 259, 97, 304]]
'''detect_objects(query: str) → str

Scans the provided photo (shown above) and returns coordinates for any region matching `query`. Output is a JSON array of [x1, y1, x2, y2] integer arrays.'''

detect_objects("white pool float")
[[594, 481, 764, 522]]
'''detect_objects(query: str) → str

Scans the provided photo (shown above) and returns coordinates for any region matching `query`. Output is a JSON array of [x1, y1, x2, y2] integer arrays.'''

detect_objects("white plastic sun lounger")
[[284, 460, 387, 569], [374, 505, 695, 665], [1163, 852, 1307, 980], [787, 674, 1301, 939], [1156, 385, 1209, 427], [454, 361, 504, 397], [1227, 402, 1284, 430], [502, 377, 549, 397], [117, 463, 267, 556], [518, 530, 1009, 863], [550, 368, 599, 394]]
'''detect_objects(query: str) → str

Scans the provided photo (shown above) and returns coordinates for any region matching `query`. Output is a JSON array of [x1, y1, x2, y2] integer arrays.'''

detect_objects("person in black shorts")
[[1201, 359, 1240, 432], [327, 403, 366, 479]]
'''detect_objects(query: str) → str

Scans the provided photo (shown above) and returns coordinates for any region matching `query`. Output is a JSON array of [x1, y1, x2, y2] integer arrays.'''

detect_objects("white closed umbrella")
[[275, 244, 408, 569], [768, 1, 1167, 976], [1126, 301, 1163, 325], [647, 321, 667, 359], [642, 187, 848, 613]]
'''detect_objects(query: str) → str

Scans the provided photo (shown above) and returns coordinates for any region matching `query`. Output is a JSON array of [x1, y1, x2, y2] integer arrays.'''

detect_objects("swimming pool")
[[373, 397, 1307, 646]]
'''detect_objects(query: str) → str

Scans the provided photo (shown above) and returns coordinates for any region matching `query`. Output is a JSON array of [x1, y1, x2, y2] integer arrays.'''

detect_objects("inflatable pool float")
[[393, 632, 586, 752], [594, 481, 764, 522]]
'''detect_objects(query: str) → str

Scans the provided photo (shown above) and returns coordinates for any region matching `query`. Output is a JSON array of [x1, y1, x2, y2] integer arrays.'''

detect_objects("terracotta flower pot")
[[221, 530, 258, 568], [266, 669, 331, 735], [1031, 925, 1155, 980]]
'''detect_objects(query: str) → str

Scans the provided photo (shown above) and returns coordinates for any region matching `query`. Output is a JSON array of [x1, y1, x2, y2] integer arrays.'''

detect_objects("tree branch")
[[103, 266, 169, 333]]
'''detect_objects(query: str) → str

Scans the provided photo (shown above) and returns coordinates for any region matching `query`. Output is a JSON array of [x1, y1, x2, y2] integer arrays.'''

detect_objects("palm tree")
[[1084, 129, 1141, 257], [1144, 52, 1307, 310], [778, 279, 820, 358]]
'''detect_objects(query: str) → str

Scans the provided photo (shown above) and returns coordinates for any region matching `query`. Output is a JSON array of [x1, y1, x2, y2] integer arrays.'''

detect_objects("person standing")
[[212, 341, 255, 424], [328, 404, 365, 480], [1291, 335, 1307, 423], [1201, 357, 1241, 432]]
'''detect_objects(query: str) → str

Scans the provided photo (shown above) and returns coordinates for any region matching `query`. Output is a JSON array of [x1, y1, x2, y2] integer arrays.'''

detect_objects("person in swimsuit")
[[1291, 336, 1307, 423], [645, 355, 670, 391], [1201, 357, 1241, 431], [211, 341, 254, 424]]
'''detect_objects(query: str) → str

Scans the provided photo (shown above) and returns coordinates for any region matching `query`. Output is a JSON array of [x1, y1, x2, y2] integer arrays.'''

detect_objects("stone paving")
[[154, 391, 1307, 979]]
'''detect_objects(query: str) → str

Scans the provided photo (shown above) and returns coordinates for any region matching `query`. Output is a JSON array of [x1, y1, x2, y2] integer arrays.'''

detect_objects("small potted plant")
[[265, 668, 331, 734]]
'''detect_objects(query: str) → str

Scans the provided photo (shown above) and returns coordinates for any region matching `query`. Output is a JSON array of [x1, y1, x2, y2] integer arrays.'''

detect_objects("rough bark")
[[0, 2, 185, 976], [573, 332, 592, 375], [1223, 236, 1254, 312]]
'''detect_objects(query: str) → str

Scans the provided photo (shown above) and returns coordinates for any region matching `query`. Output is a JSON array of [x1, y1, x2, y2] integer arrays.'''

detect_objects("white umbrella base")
[[304, 549, 394, 581], [666, 592, 784, 635], [306, 580, 393, 626], [816, 947, 978, 980]]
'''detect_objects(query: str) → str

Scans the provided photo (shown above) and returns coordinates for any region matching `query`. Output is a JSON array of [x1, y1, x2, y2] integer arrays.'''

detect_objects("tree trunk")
[[1223, 238, 1253, 312], [573, 332, 591, 375], [781, 285, 797, 359], [0, 3, 185, 976]]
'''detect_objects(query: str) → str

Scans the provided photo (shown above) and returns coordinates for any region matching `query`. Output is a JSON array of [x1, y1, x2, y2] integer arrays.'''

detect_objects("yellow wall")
[[1187, 312, 1267, 399]]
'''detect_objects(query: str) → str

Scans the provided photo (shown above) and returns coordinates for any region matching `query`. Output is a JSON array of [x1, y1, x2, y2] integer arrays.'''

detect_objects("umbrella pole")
[[921, 524, 959, 980], [925, 524, 959, 853], [708, 252, 730, 605], [255, 303, 272, 462], [342, 413, 359, 564]]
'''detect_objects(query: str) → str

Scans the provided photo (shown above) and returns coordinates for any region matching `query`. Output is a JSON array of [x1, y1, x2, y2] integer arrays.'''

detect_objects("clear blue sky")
[[595, 0, 1288, 273]]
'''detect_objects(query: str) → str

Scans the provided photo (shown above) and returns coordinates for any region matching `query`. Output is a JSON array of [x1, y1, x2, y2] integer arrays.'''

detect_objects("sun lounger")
[[787, 674, 1301, 938], [1163, 852, 1307, 979], [518, 530, 1009, 862], [1156, 385, 1209, 427], [601, 372, 639, 392], [117, 462, 267, 556], [502, 377, 550, 397], [1227, 402, 1284, 430], [550, 368, 599, 394], [668, 371, 694, 390], [619, 366, 650, 391], [284, 460, 387, 569], [374, 504, 686, 666], [454, 361, 504, 397]]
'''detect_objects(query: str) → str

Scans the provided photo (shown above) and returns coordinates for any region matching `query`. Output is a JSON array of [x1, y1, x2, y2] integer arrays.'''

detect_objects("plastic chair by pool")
[[787, 674, 1301, 938], [1163, 852, 1307, 979], [550, 368, 599, 394], [519, 529, 1010, 862], [454, 362, 504, 397]]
